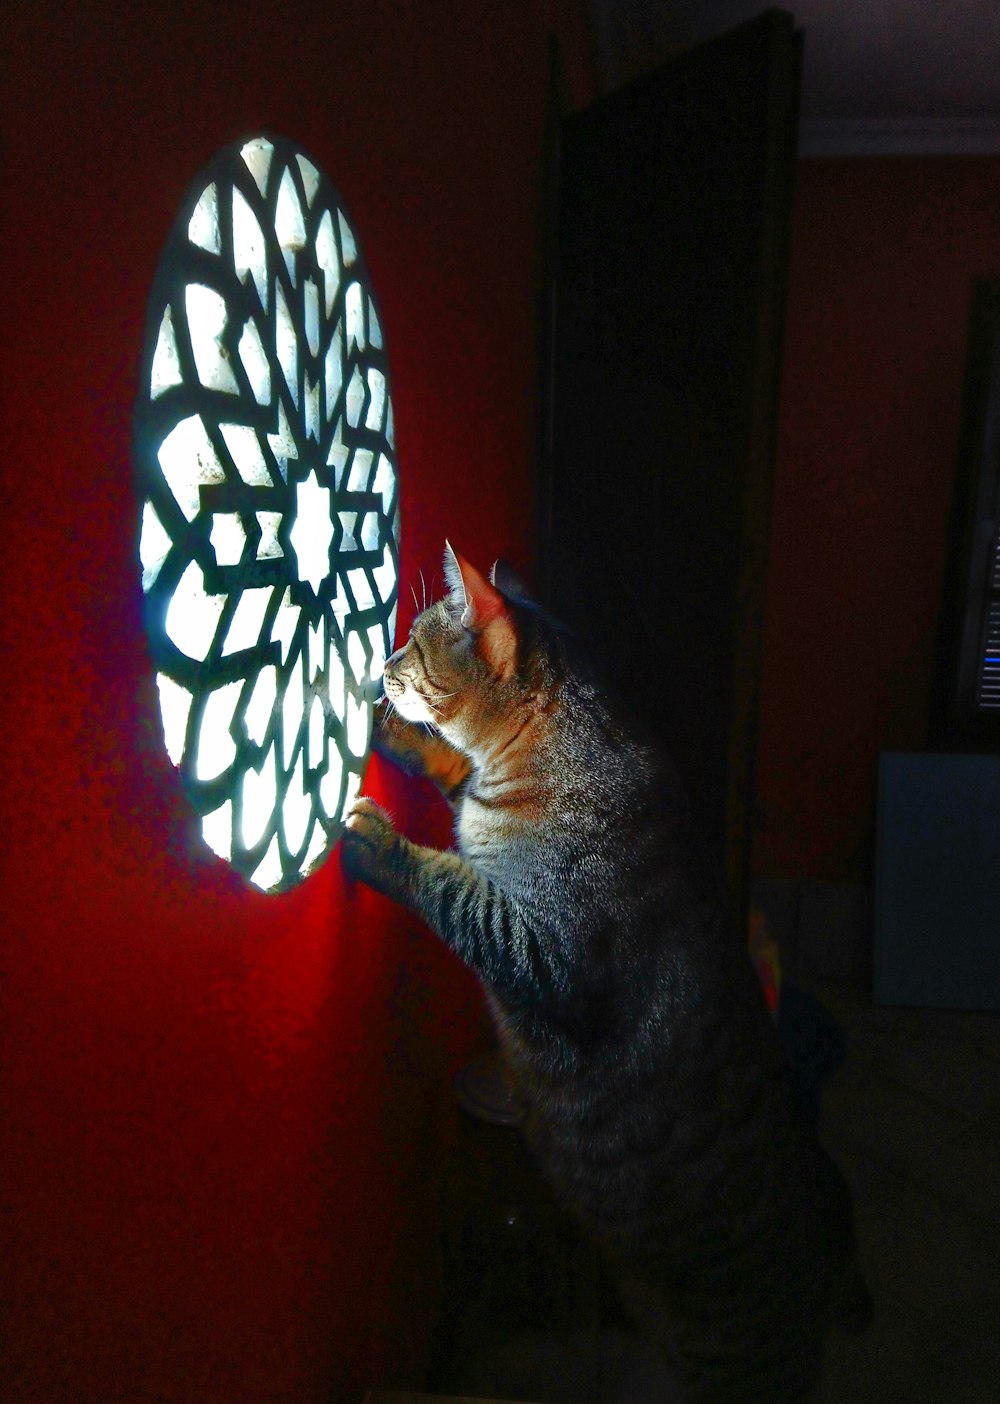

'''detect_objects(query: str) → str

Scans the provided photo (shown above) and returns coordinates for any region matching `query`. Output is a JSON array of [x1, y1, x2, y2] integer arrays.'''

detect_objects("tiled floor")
[[430, 979, 1000, 1402], [808, 979, 1000, 1403]]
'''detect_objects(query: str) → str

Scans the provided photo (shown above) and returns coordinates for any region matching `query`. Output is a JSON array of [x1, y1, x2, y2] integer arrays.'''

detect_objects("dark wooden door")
[[541, 10, 801, 922]]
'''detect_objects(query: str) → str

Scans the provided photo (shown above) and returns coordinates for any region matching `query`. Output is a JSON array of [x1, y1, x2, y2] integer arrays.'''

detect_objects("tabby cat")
[[342, 544, 863, 1402]]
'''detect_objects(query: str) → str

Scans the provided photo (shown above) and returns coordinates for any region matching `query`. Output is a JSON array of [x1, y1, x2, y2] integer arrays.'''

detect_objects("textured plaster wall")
[[755, 156, 1000, 880], [0, 4, 592, 1401]]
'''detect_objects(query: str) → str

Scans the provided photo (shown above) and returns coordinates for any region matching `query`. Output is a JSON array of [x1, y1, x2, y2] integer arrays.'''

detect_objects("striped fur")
[[342, 546, 862, 1401]]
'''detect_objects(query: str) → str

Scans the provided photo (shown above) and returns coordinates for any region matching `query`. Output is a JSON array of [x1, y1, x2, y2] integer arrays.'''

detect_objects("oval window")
[[134, 135, 399, 891]]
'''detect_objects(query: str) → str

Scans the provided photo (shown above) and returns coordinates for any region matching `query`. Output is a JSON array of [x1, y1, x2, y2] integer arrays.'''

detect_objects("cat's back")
[[488, 660, 724, 946]]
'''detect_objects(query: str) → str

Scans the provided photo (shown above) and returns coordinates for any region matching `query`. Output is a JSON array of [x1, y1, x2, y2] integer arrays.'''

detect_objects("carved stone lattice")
[[135, 136, 399, 891]]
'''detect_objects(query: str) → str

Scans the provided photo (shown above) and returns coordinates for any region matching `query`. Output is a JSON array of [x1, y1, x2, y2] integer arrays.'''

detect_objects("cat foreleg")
[[373, 701, 472, 804], [342, 797, 548, 1001]]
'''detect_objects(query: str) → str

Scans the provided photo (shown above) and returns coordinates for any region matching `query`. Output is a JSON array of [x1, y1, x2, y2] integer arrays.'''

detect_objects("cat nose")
[[367, 647, 404, 703], [375, 647, 406, 701], [384, 646, 407, 675]]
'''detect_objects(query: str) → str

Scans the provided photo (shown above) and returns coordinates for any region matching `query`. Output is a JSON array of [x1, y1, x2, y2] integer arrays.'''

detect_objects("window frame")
[[931, 278, 1000, 753]]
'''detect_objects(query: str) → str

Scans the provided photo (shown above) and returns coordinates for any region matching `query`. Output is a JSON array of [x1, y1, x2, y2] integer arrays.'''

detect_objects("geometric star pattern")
[[134, 135, 400, 891]]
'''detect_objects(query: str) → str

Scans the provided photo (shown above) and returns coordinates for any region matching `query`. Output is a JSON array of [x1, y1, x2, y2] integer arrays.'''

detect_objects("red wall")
[[755, 155, 1000, 881], [1, 4, 592, 1401]]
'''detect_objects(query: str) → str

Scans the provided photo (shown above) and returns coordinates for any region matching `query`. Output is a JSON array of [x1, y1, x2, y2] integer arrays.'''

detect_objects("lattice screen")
[[134, 136, 399, 891]]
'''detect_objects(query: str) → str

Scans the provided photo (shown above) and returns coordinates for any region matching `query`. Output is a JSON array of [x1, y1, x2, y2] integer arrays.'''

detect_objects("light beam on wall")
[[134, 135, 400, 892]]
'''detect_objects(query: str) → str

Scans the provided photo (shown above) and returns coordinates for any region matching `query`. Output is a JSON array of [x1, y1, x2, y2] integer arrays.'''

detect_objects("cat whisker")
[[420, 692, 460, 718]]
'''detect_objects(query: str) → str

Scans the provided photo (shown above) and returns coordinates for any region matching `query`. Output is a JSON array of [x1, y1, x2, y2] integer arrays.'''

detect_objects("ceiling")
[[586, 0, 1000, 153]]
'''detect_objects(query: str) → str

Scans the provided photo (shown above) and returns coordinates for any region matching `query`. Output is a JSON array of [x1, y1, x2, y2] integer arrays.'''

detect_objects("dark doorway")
[[541, 9, 802, 922]]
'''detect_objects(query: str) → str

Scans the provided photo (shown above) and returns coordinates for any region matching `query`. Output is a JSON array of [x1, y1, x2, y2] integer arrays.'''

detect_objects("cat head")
[[381, 543, 550, 752]]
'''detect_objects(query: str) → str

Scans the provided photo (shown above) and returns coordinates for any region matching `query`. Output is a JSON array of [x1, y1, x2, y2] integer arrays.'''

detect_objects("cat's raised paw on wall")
[[341, 797, 399, 883]]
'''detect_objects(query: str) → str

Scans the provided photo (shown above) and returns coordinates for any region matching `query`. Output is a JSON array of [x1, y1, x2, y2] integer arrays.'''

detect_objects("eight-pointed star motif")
[[289, 470, 334, 595]]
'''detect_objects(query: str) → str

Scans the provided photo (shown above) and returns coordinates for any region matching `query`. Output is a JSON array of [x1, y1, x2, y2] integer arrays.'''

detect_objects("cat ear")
[[443, 541, 506, 629], [490, 559, 534, 605], [442, 540, 466, 601], [443, 541, 517, 676]]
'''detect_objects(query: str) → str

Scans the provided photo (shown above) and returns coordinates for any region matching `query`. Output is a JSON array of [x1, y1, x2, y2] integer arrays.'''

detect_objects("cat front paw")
[[371, 700, 428, 774], [341, 796, 402, 888]]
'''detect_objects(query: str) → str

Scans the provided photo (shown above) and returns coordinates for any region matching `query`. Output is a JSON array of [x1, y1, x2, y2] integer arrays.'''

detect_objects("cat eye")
[[135, 134, 400, 891]]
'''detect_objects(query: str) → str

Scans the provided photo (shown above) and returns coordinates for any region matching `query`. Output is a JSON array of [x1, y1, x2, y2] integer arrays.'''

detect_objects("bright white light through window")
[[134, 135, 400, 892]]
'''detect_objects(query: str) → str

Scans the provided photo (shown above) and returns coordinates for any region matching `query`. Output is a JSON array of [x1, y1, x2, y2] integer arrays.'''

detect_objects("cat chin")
[[391, 692, 439, 726]]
